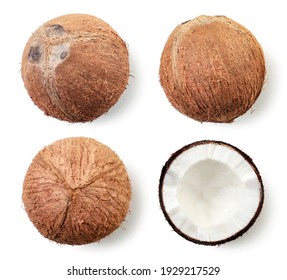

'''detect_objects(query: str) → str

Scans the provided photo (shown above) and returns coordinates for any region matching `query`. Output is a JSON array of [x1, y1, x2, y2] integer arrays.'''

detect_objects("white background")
[[1, 0, 285, 279]]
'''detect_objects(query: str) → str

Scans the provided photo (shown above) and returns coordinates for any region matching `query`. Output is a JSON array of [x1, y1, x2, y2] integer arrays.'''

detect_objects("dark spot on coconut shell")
[[46, 24, 65, 37], [28, 46, 41, 63], [60, 51, 68, 60]]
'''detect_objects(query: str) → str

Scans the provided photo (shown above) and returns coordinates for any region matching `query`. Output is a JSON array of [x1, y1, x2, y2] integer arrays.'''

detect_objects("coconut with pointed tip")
[[22, 137, 131, 245], [21, 14, 129, 122], [159, 15, 265, 123]]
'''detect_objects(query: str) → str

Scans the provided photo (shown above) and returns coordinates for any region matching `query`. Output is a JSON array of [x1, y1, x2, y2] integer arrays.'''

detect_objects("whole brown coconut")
[[22, 137, 131, 245], [160, 15, 265, 123], [21, 14, 129, 122]]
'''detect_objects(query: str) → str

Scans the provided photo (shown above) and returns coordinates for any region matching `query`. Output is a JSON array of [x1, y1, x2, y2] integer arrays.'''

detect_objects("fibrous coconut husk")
[[21, 14, 129, 122], [22, 137, 131, 245], [160, 15, 265, 123]]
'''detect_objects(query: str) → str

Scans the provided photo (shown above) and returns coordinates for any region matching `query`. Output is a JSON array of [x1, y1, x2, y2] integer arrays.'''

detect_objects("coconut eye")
[[46, 24, 65, 37], [28, 45, 41, 63], [159, 140, 264, 245], [60, 51, 68, 60]]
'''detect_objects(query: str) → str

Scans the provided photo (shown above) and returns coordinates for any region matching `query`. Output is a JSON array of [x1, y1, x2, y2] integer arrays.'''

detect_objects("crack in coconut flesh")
[[159, 140, 264, 245], [22, 137, 131, 245], [21, 14, 129, 122], [159, 15, 266, 123]]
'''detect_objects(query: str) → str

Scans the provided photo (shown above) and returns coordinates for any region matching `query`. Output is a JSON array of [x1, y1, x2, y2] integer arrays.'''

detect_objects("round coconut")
[[159, 140, 264, 245], [21, 14, 129, 122], [159, 15, 266, 123], [22, 137, 131, 245]]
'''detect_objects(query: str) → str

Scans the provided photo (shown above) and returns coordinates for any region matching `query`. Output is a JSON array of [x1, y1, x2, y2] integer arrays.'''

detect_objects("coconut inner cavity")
[[177, 159, 245, 228], [162, 143, 261, 243]]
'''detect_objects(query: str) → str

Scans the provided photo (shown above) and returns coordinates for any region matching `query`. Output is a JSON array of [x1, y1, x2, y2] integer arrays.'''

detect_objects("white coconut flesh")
[[161, 142, 263, 244]]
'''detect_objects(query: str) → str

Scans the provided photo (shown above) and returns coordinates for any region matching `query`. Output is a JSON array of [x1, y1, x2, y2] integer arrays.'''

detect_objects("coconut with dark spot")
[[22, 137, 131, 245], [159, 15, 265, 123], [21, 14, 129, 122]]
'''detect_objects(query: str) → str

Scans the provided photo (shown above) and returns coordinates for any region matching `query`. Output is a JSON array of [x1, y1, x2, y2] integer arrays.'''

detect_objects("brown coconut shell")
[[22, 137, 131, 245], [21, 14, 129, 122], [160, 15, 266, 123]]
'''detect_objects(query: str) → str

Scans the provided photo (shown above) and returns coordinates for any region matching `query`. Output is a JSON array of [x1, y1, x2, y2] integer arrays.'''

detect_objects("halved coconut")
[[159, 140, 264, 245]]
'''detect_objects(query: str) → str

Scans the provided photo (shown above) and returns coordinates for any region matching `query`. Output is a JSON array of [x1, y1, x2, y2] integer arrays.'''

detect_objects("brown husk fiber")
[[160, 15, 266, 123], [21, 14, 129, 122], [22, 137, 131, 245]]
